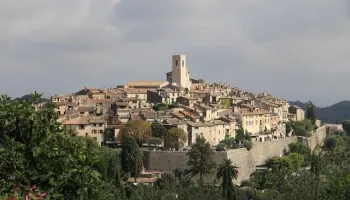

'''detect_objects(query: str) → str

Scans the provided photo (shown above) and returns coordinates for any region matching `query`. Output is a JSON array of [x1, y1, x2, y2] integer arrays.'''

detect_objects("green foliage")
[[216, 159, 239, 199], [186, 136, 216, 181], [216, 143, 227, 151], [0, 94, 118, 199], [118, 120, 152, 145], [342, 120, 350, 136], [148, 137, 163, 146], [219, 137, 236, 148], [243, 140, 253, 151], [323, 135, 345, 152], [151, 121, 168, 139], [165, 128, 187, 150], [152, 103, 168, 111], [305, 101, 316, 125], [288, 142, 311, 166], [235, 125, 251, 142], [220, 98, 231, 109], [290, 120, 314, 137], [120, 136, 143, 178]]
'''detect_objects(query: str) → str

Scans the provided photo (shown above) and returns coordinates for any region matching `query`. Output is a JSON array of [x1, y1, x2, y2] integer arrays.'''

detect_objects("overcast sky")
[[1, 0, 350, 106]]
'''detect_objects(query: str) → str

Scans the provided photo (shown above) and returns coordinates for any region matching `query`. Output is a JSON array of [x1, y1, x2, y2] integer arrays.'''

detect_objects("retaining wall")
[[144, 125, 331, 183]]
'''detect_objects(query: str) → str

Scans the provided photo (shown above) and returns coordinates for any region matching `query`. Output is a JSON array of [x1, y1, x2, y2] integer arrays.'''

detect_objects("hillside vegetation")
[[289, 100, 350, 124]]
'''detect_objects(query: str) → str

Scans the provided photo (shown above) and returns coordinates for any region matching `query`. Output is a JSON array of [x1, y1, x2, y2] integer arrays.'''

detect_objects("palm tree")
[[216, 159, 239, 200]]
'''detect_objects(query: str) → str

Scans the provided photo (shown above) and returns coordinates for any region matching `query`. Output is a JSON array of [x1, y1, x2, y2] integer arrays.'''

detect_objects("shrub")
[[243, 140, 253, 151], [216, 143, 227, 151]]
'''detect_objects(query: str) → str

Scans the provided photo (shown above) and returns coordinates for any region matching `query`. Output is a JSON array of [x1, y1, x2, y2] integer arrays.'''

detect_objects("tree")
[[342, 120, 350, 136], [166, 128, 187, 150], [0, 94, 115, 199], [118, 120, 152, 146], [186, 136, 216, 181], [305, 101, 316, 126], [173, 168, 184, 184], [120, 136, 143, 178], [288, 142, 311, 166], [151, 121, 168, 139], [216, 159, 239, 200], [243, 140, 253, 151]]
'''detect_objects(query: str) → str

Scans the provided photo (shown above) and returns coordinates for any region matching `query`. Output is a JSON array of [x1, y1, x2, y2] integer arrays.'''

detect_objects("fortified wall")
[[144, 125, 332, 183]]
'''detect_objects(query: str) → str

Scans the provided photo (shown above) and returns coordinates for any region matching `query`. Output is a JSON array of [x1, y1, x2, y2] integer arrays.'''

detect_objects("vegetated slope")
[[289, 100, 350, 124]]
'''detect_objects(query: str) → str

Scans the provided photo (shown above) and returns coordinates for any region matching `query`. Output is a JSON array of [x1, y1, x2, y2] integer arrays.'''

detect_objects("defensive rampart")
[[144, 125, 333, 183]]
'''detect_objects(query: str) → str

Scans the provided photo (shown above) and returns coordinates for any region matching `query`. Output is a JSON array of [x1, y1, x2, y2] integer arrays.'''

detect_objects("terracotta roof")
[[63, 117, 90, 125], [241, 108, 269, 116]]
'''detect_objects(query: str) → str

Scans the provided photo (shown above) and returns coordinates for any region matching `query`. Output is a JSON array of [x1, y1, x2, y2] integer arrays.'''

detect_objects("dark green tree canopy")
[[186, 136, 216, 181]]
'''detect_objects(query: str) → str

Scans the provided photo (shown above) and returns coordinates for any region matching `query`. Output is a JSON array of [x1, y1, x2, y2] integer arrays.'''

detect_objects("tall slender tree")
[[305, 101, 316, 126], [186, 136, 216, 181], [216, 159, 239, 200]]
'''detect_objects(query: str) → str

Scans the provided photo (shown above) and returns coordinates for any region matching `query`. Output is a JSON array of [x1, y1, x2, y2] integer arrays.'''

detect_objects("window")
[[99, 123, 103, 127], [176, 60, 178, 67], [99, 130, 103, 133], [182, 60, 184, 67], [80, 112, 84, 115], [246, 121, 248, 126], [194, 127, 199, 129], [79, 125, 85, 130]]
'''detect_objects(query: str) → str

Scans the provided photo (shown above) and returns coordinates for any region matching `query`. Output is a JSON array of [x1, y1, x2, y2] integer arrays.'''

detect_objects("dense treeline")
[[2, 93, 350, 200]]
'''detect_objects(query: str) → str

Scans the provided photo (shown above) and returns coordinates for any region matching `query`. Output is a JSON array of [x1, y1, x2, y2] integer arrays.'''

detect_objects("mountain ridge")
[[289, 100, 350, 124]]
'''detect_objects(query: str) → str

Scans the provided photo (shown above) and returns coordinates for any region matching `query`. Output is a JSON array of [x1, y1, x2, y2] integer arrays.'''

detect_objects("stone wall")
[[144, 125, 330, 183]]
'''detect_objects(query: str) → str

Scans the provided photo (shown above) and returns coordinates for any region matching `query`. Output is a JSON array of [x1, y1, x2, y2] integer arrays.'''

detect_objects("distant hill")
[[289, 100, 350, 124]]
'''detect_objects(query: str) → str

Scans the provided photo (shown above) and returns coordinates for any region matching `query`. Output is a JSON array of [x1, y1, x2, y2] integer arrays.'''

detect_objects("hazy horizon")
[[1, 0, 350, 106]]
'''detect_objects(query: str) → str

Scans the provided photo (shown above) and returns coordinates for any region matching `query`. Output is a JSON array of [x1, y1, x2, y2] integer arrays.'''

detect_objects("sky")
[[1, 0, 350, 107]]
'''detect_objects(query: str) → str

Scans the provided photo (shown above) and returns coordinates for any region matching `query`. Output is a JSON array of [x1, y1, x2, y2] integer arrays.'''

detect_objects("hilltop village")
[[42, 55, 305, 148]]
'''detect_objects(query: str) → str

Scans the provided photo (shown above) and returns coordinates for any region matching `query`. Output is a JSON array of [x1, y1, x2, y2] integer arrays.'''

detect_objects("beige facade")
[[63, 117, 106, 145], [288, 105, 305, 121], [239, 108, 272, 135], [187, 120, 233, 146], [171, 55, 191, 89]]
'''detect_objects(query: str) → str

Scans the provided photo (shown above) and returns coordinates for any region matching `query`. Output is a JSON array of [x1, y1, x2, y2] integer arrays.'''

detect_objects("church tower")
[[171, 55, 191, 89]]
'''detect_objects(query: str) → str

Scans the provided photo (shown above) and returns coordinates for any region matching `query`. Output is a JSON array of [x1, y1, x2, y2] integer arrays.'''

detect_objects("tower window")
[[182, 60, 184, 67], [176, 60, 178, 67]]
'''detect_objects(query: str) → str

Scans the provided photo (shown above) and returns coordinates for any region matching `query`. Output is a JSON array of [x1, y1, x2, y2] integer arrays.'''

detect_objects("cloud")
[[0, 0, 349, 106]]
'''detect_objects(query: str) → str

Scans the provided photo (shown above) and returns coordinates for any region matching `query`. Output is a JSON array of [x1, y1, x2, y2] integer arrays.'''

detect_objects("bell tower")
[[171, 55, 191, 89]]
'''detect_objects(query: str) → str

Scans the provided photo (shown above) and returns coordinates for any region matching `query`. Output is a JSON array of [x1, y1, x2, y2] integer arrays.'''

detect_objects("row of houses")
[[45, 55, 305, 147]]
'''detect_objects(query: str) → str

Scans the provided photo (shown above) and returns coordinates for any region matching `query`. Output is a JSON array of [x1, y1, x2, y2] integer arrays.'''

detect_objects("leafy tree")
[[285, 121, 293, 133], [0, 94, 115, 199], [323, 135, 345, 152], [305, 101, 316, 125], [216, 159, 239, 200], [147, 137, 163, 149], [342, 120, 350, 136], [219, 137, 236, 149], [151, 121, 168, 139], [216, 143, 228, 151], [118, 120, 152, 146], [186, 136, 216, 181], [291, 120, 313, 137], [288, 142, 311, 166], [243, 140, 253, 151], [120, 136, 143, 178], [166, 128, 187, 150], [152, 103, 168, 111]]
